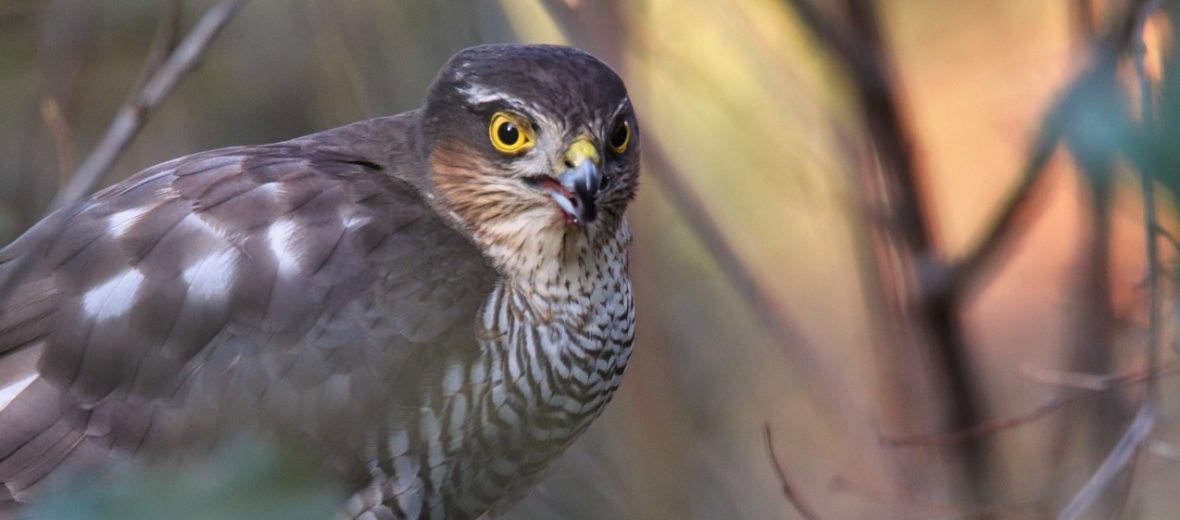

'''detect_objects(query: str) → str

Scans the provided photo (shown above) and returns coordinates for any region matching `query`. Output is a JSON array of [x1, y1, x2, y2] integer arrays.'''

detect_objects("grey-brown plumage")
[[0, 44, 638, 519]]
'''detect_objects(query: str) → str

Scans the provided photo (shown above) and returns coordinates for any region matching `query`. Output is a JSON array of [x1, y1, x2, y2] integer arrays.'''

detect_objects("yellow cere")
[[489, 112, 534, 154], [564, 137, 600, 167]]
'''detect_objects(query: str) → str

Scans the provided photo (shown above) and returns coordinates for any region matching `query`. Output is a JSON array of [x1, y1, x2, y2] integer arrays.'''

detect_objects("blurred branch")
[[944, 105, 1061, 295], [763, 423, 822, 520], [0, 0, 248, 301], [1058, 405, 1155, 520], [947, 0, 1163, 299], [785, 0, 992, 500], [50, 0, 247, 210]]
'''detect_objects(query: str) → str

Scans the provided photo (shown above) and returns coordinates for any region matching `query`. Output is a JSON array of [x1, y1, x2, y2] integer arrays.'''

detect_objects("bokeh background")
[[3, 0, 1180, 518]]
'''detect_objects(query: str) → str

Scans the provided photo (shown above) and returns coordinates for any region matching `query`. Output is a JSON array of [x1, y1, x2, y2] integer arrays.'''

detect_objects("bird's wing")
[[0, 136, 496, 501]]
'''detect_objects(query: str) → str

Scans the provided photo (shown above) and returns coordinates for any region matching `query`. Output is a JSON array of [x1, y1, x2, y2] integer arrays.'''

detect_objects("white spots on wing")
[[184, 213, 234, 243], [342, 214, 369, 230], [106, 206, 152, 238], [82, 269, 146, 321], [182, 249, 239, 302], [255, 182, 283, 201], [267, 218, 301, 276], [0, 373, 37, 412]]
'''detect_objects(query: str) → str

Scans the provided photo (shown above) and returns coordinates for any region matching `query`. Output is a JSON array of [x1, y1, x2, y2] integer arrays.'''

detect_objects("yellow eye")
[[608, 121, 631, 154], [488, 112, 533, 154]]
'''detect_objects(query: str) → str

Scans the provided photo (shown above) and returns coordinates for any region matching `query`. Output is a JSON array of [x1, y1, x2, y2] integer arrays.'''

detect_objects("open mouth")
[[525, 176, 583, 224]]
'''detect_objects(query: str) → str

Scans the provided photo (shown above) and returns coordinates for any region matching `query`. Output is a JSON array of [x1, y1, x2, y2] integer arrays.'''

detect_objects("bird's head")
[[421, 44, 639, 275]]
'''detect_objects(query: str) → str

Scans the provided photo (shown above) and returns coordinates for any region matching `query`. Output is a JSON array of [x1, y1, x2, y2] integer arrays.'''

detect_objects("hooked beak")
[[544, 137, 601, 225]]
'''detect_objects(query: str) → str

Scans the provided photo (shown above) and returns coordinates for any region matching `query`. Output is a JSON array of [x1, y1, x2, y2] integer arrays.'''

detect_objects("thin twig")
[[1019, 365, 1122, 391], [1057, 2, 1163, 518], [0, 0, 248, 302], [763, 423, 822, 520], [883, 362, 1180, 446], [1057, 405, 1155, 520]]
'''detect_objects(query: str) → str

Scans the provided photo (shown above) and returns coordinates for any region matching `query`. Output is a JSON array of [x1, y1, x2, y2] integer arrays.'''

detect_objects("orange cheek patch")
[[431, 144, 513, 227]]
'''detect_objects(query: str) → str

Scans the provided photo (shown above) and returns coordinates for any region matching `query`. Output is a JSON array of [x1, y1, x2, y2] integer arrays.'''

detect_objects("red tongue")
[[537, 177, 573, 199]]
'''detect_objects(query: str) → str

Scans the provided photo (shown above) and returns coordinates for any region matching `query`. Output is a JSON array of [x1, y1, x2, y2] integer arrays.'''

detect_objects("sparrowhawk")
[[0, 44, 638, 519]]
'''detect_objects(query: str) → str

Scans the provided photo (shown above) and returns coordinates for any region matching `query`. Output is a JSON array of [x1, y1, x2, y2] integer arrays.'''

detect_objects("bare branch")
[[0, 0, 249, 302], [944, 116, 1059, 295], [1058, 405, 1155, 520], [50, 0, 247, 210], [763, 423, 822, 520]]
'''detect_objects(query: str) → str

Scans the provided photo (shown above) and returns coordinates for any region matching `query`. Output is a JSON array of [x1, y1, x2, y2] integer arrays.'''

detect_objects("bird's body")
[[0, 45, 638, 519]]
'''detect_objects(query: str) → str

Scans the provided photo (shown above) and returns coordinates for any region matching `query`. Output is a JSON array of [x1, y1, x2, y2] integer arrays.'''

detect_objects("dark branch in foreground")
[[784, 0, 992, 500]]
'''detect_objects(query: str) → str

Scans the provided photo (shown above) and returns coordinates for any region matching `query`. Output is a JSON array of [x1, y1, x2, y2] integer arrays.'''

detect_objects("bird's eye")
[[608, 121, 631, 154], [489, 112, 533, 154]]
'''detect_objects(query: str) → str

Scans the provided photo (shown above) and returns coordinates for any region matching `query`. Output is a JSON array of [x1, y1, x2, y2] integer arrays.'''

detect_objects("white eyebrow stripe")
[[610, 98, 632, 120], [458, 83, 529, 109]]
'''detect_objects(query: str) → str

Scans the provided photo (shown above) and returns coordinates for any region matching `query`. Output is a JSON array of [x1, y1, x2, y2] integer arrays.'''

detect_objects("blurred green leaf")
[[28, 437, 342, 520]]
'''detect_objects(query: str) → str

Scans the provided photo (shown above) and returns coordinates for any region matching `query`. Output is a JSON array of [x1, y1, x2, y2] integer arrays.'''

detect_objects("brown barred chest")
[[348, 230, 634, 520]]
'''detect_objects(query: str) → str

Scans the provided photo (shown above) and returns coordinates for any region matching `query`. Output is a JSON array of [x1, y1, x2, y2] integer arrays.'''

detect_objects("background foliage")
[[3, 0, 1180, 518]]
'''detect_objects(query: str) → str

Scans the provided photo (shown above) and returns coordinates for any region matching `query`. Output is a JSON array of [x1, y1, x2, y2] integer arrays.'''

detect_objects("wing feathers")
[[0, 114, 497, 506]]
